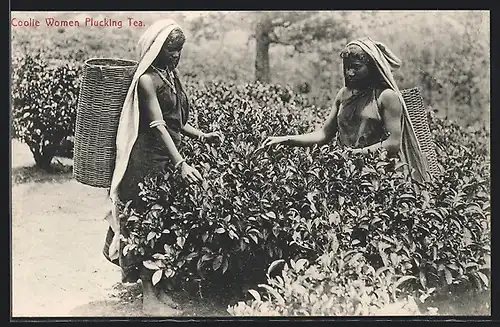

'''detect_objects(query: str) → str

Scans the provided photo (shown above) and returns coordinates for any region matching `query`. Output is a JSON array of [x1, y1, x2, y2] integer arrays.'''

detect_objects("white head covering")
[[344, 37, 431, 183], [106, 19, 182, 260]]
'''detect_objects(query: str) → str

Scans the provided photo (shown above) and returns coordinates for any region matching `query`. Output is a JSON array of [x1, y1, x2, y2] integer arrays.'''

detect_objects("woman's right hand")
[[179, 162, 203, 184], [261, 136, 289, 148]]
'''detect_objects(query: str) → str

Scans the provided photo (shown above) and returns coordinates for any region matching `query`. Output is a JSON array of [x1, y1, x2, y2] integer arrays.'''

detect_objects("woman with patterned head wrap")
[[262, 37, 431, 183], [102, 19, 223, 315]]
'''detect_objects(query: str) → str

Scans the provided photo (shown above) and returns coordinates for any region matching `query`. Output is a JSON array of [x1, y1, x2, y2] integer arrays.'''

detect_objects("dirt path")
[[11, 140, 231, 317], [11, 140, 126, 317]]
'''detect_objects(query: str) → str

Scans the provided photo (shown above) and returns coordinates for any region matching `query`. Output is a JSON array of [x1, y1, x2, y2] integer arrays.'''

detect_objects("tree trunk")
[[33, 149, 54, 171], [254, 15, 272, 83], [29, 141, 55, 171]]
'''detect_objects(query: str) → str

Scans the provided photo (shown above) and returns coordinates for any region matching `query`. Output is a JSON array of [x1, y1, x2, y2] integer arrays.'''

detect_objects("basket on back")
[[74, 58, 138, 188], [401, 87, 441, 179]]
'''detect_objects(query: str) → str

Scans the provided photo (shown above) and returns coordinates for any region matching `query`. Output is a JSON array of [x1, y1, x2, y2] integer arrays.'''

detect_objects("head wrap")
[[343, 37, 431, 183], [106, 19, 182, 260]]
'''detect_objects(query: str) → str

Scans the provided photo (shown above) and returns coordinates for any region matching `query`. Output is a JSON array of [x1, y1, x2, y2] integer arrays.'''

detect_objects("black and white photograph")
[[10, 10, 491, 318]]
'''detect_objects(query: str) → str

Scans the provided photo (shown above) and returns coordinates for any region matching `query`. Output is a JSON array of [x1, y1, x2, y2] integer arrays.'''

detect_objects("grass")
[[12, 161, 74, 184]]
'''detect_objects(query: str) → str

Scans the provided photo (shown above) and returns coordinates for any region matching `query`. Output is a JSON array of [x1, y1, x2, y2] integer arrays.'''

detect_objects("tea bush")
[[225, 110, 490, 315], [119, 82, 317, 292], [11, 52, 81, 169], [227, 253, 424, 316], [10, 49, 488, 310], [116, 81, 489, 313]]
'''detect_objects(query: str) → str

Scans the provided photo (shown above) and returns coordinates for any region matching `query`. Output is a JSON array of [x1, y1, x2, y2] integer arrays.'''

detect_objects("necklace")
[[152, 65, 175, 82], [152, 64, 167, 73]]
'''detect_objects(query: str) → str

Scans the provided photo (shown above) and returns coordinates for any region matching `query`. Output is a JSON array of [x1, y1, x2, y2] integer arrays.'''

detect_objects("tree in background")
[[252, 11, 352, 84], [186, 11, 352, 86], [11, 11, 490, 128]]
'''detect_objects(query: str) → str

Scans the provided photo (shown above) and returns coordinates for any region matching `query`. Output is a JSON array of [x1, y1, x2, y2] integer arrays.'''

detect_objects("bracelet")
[[174, 159, 186, 170], [198, 133, 206, 142], [149, 119, 166, 129]]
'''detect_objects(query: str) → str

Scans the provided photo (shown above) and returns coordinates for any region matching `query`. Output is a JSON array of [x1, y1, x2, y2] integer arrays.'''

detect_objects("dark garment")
[[103, 67, 190, 283], [337, 88, 387, 148]]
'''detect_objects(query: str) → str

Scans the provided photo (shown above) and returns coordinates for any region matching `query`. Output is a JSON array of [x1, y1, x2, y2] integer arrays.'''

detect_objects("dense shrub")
[[118, 82, 316, 293], [11, 52, 81, 169], [9, 10, 489, 314], [114, 82, 489, 312], [227, 253, 425, 316]]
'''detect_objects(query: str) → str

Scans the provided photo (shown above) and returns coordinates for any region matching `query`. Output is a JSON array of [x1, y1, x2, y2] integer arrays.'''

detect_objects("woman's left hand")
[[202, 131, 224, 144]]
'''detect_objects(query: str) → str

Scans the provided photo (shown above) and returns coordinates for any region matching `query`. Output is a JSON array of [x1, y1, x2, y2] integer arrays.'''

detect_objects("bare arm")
[[286, 104, 339, 146], [138, 74, 202, 183], [182, 123, 224, 144], [263, 89, 343, 148], [181, 123, 204, 138], [353, 89, 402, 155], [138, 74, 184, 165]]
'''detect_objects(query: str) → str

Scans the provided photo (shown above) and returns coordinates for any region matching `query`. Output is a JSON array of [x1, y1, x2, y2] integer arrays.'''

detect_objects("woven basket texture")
[[74, 58, 138, 188], [401, 87, 440, 178]]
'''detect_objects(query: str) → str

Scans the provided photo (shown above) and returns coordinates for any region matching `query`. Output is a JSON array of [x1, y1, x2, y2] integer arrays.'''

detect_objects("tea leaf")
[[248, 289, 261, 302], [476, 271, 489, 288], [419, 270, 428, 289], [147, 232, 156, 242], [152, 269, 163, 286], [295, 259, 308, 272], [213, 255, 223, 271], [267, 259, 285, 278], [152, 253, 165, 260], [143, 260, 159, 270], [222, 258, 229, 274], [444, 268, 453, 285], [394, 275, 417, 294], [177, 236, 186, 248], [259, 284, 285, 306]]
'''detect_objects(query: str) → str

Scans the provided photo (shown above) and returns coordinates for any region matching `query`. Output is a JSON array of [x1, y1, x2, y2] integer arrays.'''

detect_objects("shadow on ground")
[[12, 161, 74, 185], [421, 289, 490, 316], [68, 282, 233, 317]]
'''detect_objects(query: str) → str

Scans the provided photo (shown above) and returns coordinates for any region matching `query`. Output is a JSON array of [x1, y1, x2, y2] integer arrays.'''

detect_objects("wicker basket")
[[401, 87, 441, 178], [74, 58, 138, 188]]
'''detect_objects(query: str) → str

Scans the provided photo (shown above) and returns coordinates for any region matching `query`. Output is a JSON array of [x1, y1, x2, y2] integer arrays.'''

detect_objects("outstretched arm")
[[181, 123, 205, 138], [182, 123, 223, 144], [262, 89, 343, 148]]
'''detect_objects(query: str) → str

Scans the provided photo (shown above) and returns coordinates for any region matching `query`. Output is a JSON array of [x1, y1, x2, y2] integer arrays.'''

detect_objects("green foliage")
[[11, 52, 81, 169], [227, 254, 423, 316], [114, 82, 489, 311], [10, 11, 489, 127], [9, 11, 489, 311], [351, 11, 490, 127]]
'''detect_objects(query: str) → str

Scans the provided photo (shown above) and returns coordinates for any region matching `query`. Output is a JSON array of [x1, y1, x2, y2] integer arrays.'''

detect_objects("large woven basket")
[[401, 87, 441, 178], [74, 58, 138, 188]]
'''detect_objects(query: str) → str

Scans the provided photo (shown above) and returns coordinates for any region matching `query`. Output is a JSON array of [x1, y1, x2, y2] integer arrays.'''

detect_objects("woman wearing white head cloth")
[[262, 37, 431, 183], [102, 19, 223, 315]]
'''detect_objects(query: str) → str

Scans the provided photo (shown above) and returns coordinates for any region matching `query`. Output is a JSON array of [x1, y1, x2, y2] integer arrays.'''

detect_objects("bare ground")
[[11, 140, 231, 318]]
